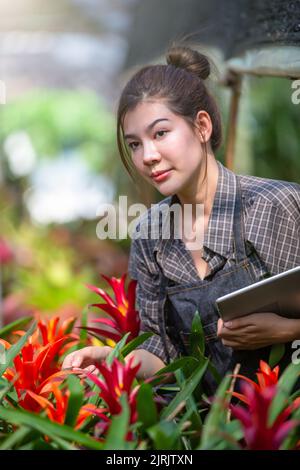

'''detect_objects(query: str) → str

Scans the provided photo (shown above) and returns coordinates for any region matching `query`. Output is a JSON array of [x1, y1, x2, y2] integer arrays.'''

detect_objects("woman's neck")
[[177, 154, 219, 219]]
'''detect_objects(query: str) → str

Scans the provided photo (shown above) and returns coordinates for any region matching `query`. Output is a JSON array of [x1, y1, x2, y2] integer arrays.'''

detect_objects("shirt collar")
[[153, 160, 237, 259]]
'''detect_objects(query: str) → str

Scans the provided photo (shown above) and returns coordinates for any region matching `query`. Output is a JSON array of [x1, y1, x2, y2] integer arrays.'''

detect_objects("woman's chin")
[[153, 180, 179, 198], [156, 186, 176, 197]]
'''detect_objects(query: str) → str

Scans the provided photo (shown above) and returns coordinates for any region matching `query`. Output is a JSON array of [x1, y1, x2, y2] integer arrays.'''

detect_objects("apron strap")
[[157, 263, 189, 363], [233, 175, 248, 263], [157, 268, 172, 364]]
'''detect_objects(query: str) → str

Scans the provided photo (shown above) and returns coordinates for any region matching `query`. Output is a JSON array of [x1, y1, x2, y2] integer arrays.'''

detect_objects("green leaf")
[[0, 407, 103, 450], [269, 343, 286, 368], [160, 359, 209, 421], [222, 419, 244, 441], [151, 356, 199, 392], [154, 383, 181, 393], [177, 406, 194, 431], [199, 374, 232, 449], [190, 311, 205, 357], [280, 405, 300, 449], [84, 379, 102, 407], [103, 394, 132, 450], [64, 318, 76, 335], [149, 357, 198, 388], [0, 317, 33, 339], [269, 361, 300, 426], [19, 438, 55, 450], [0, 425, 32, 450], [177, 402, 202, 449], [174, 370, 203, 440], [3, 390, 19, 408], [147, 421, 181, 450], [0, 380, 14, 403], [136, 383, 158, 431], [45, 434, 78, 450], [17, 431, 78, 450], [0, 424, 74, 451], [64, 375, 84, 427], [0, 321, 37, 377], [179, 348, 221, 402], [106, 333, 130, 366], [79, 307, 88, 348], [121, 332, 154, 357], [201, 419, 243, 450], [197, 348, 222, 385]]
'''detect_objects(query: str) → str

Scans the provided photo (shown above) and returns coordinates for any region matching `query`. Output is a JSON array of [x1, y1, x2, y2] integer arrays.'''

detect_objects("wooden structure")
[[124, 0, 300, 170]]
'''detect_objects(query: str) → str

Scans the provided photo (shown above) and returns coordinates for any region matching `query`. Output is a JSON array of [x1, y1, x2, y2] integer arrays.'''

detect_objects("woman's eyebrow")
[[124, 118, 170, 140]]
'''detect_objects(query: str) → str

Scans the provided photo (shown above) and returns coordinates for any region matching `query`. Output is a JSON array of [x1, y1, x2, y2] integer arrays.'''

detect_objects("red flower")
[[13, 315, 80, 357], [37, 315, 79, 356], [27, 383, 109, 430], [256, 360, 280, 387], [38, 316, 76, 344], [84, 274, 140, 343], [230, 360, 280, 405], [2, 337, 72, 412], [86, 357, 141, 425], [231, 382, 300, 450]]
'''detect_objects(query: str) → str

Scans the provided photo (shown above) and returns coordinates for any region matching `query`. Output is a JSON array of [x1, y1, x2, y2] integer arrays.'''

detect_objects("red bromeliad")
[[230, 360, 280, 405], [230, 382, 300, 450], [38, 316, 77, 345], [84, 274, 140, 344], [256, 360, 280, 387], [86, 357, 140, 425], [13, 316, 80, 357], [1, 337, 72, 412], [37, 315, 80, 356], [27, 383, 109, 430]]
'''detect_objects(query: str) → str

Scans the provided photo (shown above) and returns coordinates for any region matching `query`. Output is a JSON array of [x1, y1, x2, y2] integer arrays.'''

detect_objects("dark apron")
[[157, 174, 294, 396]]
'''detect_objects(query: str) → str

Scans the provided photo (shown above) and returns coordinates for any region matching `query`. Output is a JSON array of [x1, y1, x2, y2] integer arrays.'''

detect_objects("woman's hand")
[[62, 346, 113, 374], [217, 312, 297, 350]]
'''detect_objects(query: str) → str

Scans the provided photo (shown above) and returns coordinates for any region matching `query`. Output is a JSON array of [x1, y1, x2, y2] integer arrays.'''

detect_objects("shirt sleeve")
[[246, 194, 300, 275], [128, 236, 179, 364]]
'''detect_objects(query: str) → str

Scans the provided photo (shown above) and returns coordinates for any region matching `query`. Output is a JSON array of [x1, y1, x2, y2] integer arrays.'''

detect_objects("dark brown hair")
[[117, 45, 222, 178]]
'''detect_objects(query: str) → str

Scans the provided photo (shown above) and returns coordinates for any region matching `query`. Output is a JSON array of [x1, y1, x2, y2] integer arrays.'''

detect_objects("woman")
[[63, 46, 300, 394]]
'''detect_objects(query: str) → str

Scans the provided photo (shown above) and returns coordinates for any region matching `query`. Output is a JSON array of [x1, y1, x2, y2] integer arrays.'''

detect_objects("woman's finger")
[[62, 353, 75, 369], [62, 352, 82, 369], [217, 318, 223, 336], [84, 365, 97, 374]]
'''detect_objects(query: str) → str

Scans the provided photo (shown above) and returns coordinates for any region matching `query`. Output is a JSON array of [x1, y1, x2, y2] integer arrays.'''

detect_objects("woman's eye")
[[155, 130, 168, 138], [128, 142, 139, 151]]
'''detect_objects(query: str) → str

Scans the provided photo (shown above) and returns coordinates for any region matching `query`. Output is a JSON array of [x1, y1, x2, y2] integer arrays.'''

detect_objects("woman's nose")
[[142, 143, 161, 166]]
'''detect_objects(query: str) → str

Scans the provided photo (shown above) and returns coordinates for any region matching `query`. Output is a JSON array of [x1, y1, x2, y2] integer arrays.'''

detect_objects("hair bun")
[[166, 46, 210, 80]]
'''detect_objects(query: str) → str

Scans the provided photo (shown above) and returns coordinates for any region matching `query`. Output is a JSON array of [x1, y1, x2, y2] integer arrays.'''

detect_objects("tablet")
[[216, 265, 300, 322]]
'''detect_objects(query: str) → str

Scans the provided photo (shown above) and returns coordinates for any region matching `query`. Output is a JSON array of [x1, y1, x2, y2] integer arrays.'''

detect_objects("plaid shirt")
[[128, 160, 300, 363]]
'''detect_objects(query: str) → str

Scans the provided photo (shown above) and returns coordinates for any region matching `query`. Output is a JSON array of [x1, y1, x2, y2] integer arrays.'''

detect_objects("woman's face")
[[123, 100, 210, 198]]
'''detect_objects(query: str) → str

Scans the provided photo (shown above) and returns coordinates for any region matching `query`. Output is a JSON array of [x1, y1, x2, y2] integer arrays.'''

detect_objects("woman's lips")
[[151, 169, 172, 182]]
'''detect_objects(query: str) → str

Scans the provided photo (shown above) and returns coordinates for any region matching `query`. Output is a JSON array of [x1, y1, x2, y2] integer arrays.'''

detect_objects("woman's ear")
[[194, 110, 213, 144]]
